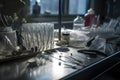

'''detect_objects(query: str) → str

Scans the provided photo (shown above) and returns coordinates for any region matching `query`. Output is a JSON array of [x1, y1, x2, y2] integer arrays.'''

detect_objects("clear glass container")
[[73, 16, 84, 30]]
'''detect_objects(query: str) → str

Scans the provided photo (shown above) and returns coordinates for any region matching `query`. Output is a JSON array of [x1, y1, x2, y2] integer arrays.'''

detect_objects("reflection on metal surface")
[[0, 47, 105, 80], [0, 61, 28, 80], [52, 56, 65, 79]]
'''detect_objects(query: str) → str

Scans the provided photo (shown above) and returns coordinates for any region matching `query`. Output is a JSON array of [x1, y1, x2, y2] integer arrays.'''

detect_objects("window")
[[69, 0, 88, 15], [30, 0, 59, 14], [30, 0, 89, 15]]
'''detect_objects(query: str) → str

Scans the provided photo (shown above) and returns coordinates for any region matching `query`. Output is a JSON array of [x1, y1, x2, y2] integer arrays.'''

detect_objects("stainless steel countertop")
[[0, 47, 105, 80]]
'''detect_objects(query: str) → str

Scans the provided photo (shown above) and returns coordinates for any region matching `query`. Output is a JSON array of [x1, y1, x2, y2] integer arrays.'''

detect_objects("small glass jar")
[[62, 33, 70, 44]]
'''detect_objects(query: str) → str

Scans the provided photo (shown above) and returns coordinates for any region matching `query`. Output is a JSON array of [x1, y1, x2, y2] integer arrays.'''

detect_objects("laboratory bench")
[[0, 46, 120, 80]]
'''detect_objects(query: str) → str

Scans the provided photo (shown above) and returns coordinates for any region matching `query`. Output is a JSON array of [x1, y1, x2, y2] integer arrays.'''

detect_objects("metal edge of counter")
[[60, 51, 120, 80]]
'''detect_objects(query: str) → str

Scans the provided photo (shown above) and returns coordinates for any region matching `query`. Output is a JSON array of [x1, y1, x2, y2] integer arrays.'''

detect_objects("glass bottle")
[[73, 16, 84, 30]]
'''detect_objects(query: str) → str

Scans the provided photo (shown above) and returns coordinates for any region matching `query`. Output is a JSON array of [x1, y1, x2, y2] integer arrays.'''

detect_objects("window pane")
[[30, 0, 58, 15], [69, 0, 88, 15]]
